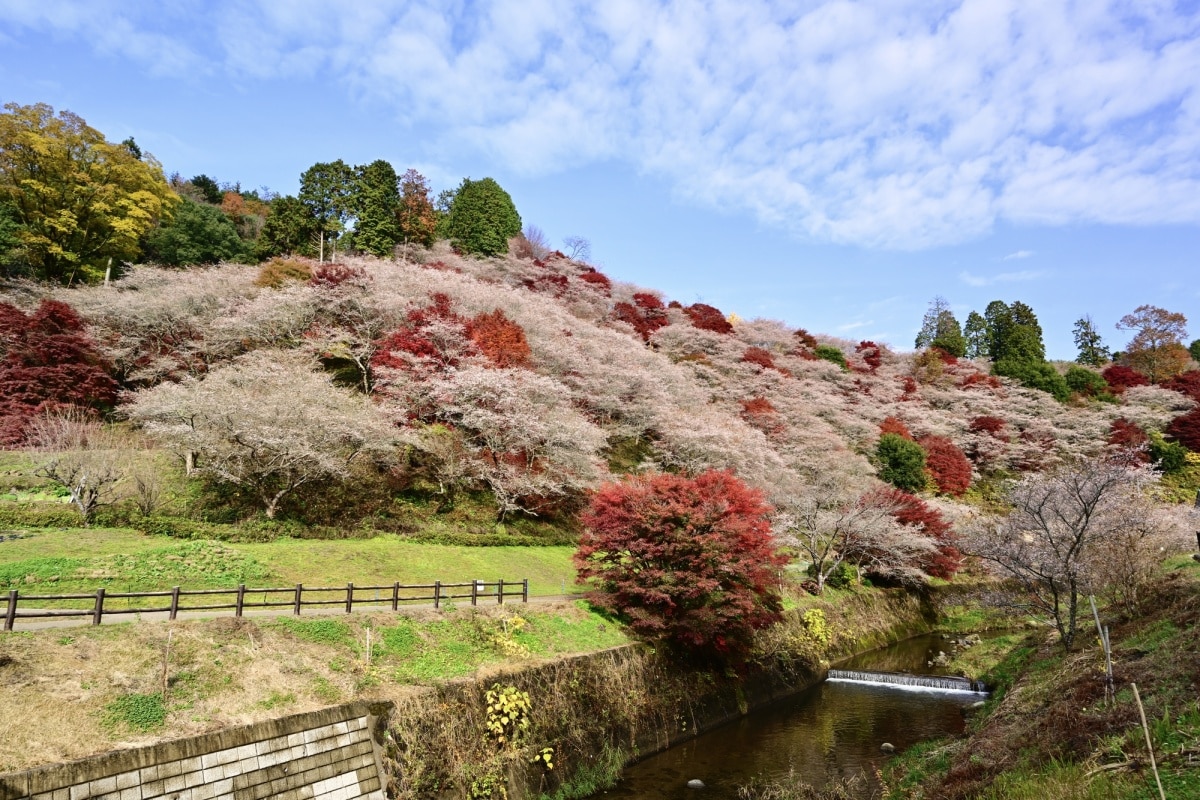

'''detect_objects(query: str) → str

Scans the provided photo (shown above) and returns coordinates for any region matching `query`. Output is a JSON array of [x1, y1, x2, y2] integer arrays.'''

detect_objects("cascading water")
[[598, 634, 988, 800], [826, 669, 988, 694]]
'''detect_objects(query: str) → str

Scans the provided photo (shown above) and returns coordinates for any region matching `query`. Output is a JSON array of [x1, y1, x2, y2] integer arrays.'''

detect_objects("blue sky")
[[3, 0, 1199, 360]]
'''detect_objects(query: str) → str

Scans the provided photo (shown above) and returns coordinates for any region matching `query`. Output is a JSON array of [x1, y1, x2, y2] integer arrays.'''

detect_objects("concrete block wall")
[[0, 702, 390, 800]]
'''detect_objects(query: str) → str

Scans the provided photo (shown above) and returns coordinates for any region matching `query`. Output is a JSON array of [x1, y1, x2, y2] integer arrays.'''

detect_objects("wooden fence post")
[[498, 579, 504, 605], [471, 580, 478, 607], [434, 581, 441, 610], [4, 590, 16, 631], [391, 582, 400, 611], [92, 588, 105, 626], [346, 583, 354, 614], [235, 584, 246, 617], [169, 587, 181, 621], [293, 584, 302, 615], [522, 579, 528, 604]]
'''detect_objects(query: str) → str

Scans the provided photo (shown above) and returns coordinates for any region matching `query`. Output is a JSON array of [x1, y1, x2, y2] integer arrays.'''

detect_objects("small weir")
[[600, 634, 987, 799], [826, 668, 988, 694]]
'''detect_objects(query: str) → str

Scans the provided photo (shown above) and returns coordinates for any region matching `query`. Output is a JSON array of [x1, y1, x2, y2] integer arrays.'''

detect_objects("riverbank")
[[884, 556, 1200, 799], [0, 584, 936, 798]]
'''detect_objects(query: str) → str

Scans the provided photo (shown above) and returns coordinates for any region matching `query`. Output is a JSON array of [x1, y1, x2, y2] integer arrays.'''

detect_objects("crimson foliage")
[[684, 303, 733, 334], [969, 415, 1008, 439], [466, 309, 531, 369], [577, 268, 612, 295], [611, 293, 669, 342], [1165, 408, 1200, 452], [856, 340, 883, 372], [918, 435, 973, 496], [879, 416, 913, 440], [869, 487, 962, 580], [0, 300, 117, 445], [371, 293, 467, 377], [742, 347, 777, 370], [575, 470, 787, 660], [1102, 364, 1149, 393], [1161, 370, 1200, 402]]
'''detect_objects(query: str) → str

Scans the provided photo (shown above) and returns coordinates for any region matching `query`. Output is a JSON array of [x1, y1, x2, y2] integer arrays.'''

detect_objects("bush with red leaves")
[[872, 487, 962, 580], [466, 309, 531, 369], [0, 300, 118, 445], [1161, 370, 1200, 402], [742, 347, 777, 370], [879, 416, 914, 440], [575, 470, 787, 661], [612, 293, 670, 342], [521, 272, 569, 297], [794, 328, 819, 349], [1102, 364, 1149, 393], [684, 303, 734, 334], [310, 262, 368, 289], [1107, 418, 1150, 463], [900, 376, 919, 399], [1165, 408, 1200, 452], [960, 372, 1003, 390], [856, 340, 883, 372], [930, 347, 958, 365], [968, 415, 1008, 439], [918, 435, 973, 496], [371, 293, 469, 377], [577, 269, 612, 295], [740, 397, 783, 436]]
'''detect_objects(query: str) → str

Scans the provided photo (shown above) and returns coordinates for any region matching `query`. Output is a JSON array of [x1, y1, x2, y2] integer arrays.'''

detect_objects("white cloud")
[[1003, 250, 1034, 260], [959, 270, 1048, 287], [836, 320, 873, 332], [6, 0, 1200, 249]]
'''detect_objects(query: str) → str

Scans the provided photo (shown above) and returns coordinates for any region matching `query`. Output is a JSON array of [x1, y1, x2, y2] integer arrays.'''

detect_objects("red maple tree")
[[466, 309, 532, 369], [576, 470, 787, 660], [918, 435, 973, 496], [0, 300, 119, 445]]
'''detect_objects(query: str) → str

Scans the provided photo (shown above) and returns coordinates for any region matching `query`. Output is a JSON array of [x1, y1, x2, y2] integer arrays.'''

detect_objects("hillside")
[[1, 245, 1197, 547]]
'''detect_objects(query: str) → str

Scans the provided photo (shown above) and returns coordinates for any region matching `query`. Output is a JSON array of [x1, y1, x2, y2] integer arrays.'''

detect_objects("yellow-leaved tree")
[[0, 102, 179, 284]]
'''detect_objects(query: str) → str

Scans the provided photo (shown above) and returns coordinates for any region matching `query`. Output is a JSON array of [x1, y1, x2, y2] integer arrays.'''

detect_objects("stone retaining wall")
[[0, 702, 389, 800]]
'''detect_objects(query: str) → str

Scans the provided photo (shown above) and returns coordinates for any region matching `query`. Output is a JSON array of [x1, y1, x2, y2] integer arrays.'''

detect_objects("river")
[[598, 634, 982, 799]]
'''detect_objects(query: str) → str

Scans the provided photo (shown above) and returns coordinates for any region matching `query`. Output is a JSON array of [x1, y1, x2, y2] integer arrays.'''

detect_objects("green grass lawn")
[[0, 527, 582, 600]]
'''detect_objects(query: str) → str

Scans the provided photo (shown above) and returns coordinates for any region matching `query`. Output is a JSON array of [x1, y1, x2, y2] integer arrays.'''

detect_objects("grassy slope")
[[0, 600, 630, 773], [886, 557, 1200, 800], [0, 527, 580, 599]]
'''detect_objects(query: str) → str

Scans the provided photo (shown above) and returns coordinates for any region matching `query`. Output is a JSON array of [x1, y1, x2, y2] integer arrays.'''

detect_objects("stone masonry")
[[0, 702, 390, 800]]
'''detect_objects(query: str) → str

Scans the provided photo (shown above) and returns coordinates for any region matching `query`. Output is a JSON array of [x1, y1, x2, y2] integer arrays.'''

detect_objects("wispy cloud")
[[837, 320, 873, 332], [1003, 250, 1034, 261], [6, 1, 1200, 249], [959, 270, 1048, 287]]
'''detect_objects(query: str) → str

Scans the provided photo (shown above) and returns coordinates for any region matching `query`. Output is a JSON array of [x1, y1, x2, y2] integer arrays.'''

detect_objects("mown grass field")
[[0, 527, 581, 600]]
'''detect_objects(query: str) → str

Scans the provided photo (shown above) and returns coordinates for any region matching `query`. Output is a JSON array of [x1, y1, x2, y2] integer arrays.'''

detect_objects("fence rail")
[[2, 578, 529, 631]]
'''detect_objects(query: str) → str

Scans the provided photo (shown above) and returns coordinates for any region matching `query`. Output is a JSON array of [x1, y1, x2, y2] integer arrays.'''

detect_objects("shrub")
[[1064, 365, 1107, 398], [0, 503, 82, 528], [918, 435, 972, 496], [1165, 408, 1200, 452], [466, 309, 531, 369], [969, 416, 1008, 440], [1161, 370, 1200, 401], [868, 486, 962, 580], [255, 257, 313, 288], [577, 269, 612, 295], [856, 340, 883, 372], [879, 416, 913, 440], [993, 359, 1070, 401], [1102, 364, 1149, 394], [793, 328, 818, 349], [814, 345, 848, 370], [575, 470, 787, 661], [876, 433, 928, 493], [742, 347, 776, 370], [683, 303, 733, 334], [1148, 432, 1188, 474]]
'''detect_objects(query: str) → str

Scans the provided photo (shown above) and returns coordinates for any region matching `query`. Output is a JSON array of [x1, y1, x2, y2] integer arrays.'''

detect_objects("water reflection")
[[600, 636, 977, 800]]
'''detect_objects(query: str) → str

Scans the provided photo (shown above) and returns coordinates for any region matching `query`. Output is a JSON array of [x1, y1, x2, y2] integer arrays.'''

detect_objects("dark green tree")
[[1064, 365, 1108, 398], [876, 433, 928, 493], [351, 159, 402, 258], [299, 160, 354, 259], [914, 296, 967, 357], [256, 195, 319, 259], [444, 177, 522, 256], [1072, 315, 1110, 366], [1190, 339, 1200, 363], [964, 311, 988, 358], [143, 197, 246, 266], [190, 174, 223, 205], [994, 359, 1070, 402]]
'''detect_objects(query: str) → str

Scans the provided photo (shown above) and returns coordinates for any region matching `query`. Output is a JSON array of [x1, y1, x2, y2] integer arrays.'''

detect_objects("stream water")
[[599, 635, 983, 799]]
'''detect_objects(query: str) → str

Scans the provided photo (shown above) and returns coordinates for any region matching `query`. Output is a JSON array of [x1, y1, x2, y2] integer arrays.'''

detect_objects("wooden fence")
[[2, 578, 528, 631]]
